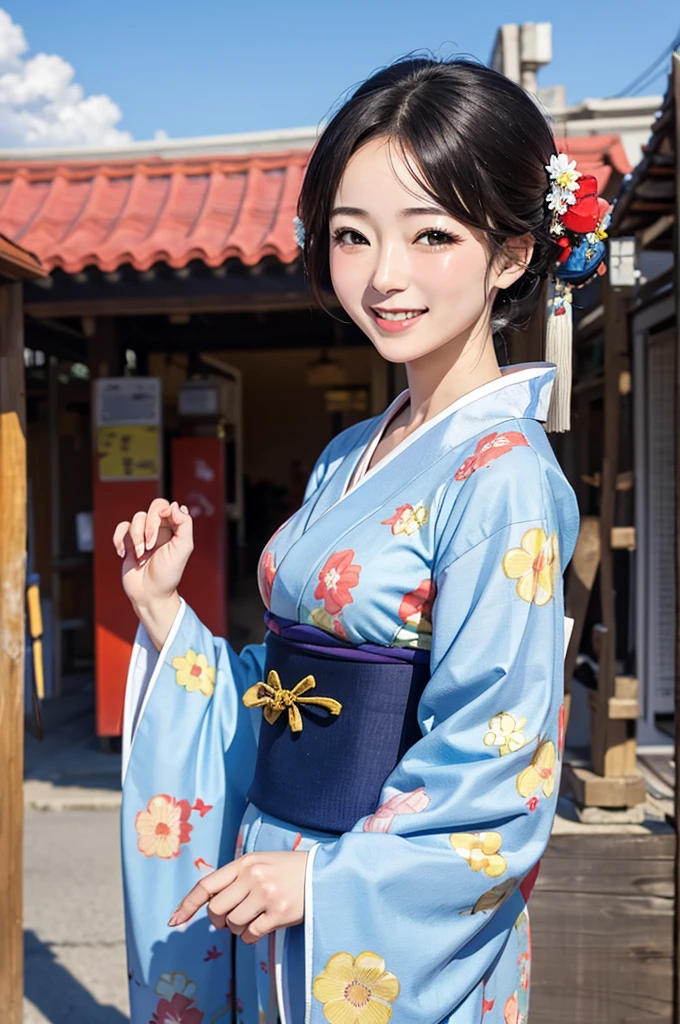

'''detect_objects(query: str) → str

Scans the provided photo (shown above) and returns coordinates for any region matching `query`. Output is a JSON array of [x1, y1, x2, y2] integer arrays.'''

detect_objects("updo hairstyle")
[[298, 57, 560, 334]]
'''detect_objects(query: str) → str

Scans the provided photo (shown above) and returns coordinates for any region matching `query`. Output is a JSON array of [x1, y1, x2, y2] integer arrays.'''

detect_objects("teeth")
[[376, 310, 424, 321]]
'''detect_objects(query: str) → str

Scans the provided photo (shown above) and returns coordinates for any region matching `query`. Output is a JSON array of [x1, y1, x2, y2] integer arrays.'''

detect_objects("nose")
[[370, 240, 409, 295]]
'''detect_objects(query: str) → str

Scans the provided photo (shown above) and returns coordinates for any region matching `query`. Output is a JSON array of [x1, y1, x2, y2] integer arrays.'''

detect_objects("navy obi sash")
[[245, 619, 430, 834]]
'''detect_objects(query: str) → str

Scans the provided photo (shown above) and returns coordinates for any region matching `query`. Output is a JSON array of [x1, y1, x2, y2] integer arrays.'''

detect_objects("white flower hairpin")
[[545, 153, 581, 220], [293, 216, 306, 249]]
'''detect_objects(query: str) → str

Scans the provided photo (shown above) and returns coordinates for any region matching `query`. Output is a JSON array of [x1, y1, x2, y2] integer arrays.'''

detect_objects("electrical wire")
[[613, 27, 680, 98]]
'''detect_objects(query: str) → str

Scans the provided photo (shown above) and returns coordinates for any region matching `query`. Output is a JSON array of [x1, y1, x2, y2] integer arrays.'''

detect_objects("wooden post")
[[672, 47, 680, 1024], [0, 280, 27, 1022]]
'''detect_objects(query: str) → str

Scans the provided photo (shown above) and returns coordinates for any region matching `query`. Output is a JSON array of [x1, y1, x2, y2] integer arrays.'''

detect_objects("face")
[[329, 137, 530, 366]]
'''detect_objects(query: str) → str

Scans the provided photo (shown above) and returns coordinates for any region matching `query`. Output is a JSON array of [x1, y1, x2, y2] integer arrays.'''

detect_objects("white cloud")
[[0, 8, 133, 148]]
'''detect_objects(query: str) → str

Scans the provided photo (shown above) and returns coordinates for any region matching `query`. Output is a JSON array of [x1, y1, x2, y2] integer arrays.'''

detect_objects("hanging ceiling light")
[[305, 349, 348, 388]]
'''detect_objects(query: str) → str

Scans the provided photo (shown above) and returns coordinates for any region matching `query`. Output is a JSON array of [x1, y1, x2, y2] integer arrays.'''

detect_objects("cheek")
[[329, 250, 366, 308], [420, 249, 488, 299]]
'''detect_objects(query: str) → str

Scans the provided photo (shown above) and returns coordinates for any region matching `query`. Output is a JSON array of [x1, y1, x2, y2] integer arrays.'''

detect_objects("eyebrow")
[[330, 205, 449, 218]]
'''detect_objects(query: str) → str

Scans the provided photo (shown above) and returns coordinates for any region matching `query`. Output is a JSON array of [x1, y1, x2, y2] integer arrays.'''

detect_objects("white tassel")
[[545, 282, 573, 433]]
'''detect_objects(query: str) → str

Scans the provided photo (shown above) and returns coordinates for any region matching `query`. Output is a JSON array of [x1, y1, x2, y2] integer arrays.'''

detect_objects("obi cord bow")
[[242, 670, 342, 733]]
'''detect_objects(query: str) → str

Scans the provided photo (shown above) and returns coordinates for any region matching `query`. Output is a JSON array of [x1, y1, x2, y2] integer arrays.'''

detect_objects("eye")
[[332, 228, 369, 247], [415, 229, 460, 247]]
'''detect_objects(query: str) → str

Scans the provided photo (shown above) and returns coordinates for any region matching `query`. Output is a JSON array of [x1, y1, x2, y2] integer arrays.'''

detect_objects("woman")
[[117, 58, 582, 1024]]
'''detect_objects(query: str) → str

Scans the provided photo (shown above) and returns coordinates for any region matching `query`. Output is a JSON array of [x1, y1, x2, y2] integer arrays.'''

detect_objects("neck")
[[403, 320, 502, 428]]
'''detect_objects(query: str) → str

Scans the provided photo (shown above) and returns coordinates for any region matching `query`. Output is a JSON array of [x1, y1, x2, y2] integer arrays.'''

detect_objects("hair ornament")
[[544, 153, 612, 433], [293, 216, 306, 250]]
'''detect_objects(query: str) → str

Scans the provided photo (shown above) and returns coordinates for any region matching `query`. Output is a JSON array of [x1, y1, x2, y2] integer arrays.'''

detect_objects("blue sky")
[[8, 1, 679, 143]]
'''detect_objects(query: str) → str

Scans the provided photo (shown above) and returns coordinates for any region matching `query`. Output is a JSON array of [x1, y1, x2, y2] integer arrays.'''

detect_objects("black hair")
[[298, 56, 559, 335]]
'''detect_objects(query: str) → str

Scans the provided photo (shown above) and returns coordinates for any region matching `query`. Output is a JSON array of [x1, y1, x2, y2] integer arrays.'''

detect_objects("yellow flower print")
[[449, 832, 507, 878], [516, 739, 556, 800], [313, 950, 400, 1024], [381, 502, 429, 536], [502, 528, 559, 606], [484, 712, 527, 756], [172, 649, 216, 697]]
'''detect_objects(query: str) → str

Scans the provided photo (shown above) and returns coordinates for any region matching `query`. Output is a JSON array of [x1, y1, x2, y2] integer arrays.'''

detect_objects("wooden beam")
[[0, 280, 27, 1022], [23, 290, 313, 320], [672, 48, 680, 1024]]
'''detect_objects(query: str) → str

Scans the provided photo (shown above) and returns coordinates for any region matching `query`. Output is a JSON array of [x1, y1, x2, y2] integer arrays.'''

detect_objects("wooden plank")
[[0, 281, 26, 1023], [564, 516, 600, 727], [608, 697, 640, 719], [564, 763, 647, 806], [673, 48, 680, 1024], [611, 525, 636, 550], [615, 676, 639, 700], [530, 890, 673, 1023]]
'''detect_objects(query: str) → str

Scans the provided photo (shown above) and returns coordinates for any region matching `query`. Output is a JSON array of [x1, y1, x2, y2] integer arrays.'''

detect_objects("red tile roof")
[[0, 136, 630, 275]]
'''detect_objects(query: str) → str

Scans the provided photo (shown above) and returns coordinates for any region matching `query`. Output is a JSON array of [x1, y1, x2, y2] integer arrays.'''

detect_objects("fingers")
[[169, 860, 239, 927], [128, 511, 149, 560], [143, 498, 171, 551], [112, 521, 131, 559], [159, 501, 194, 553], [240, 912, 276, 945]]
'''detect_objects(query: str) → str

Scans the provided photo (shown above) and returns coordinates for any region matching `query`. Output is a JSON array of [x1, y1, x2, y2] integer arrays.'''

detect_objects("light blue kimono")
[[121, 363, 579, 1024]]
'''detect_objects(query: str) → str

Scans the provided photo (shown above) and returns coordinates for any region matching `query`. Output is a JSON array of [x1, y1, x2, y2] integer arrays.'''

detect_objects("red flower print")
[[194, 858, 215, 874], [135, 795, 193, 859], [482, 998, 495, 1014], [259, 960, 269, 974], [398, 579, 436, 627], [314, 550, 362, 615], [258, 550, 277, 609], [333, 618, 350, 642], [454, 432, 530, 481], [504, 993, 519, 1024], [557, 703, 565, 756], [192, 799, 212, 818], [204, 945, 223, 962], [526, 796, 539, 812], [151, 993, 203, 1024], [292, 832, 302, 851]]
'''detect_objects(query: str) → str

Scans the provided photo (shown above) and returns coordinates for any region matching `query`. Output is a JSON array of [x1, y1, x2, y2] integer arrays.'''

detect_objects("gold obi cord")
[[242, 670, 343, 733]]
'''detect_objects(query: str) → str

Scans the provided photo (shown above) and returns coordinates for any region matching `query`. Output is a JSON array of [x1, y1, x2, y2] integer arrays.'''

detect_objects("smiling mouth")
[[372, 307, 428, 322]]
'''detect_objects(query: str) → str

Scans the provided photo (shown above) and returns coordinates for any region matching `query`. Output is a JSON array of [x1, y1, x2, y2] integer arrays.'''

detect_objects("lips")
[[370, 306, 428, 334]]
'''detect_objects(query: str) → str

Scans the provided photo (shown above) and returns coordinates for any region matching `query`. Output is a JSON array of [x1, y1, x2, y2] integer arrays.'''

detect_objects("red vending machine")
[[171, 371, 243, 640], [93, 377, 162, 739]]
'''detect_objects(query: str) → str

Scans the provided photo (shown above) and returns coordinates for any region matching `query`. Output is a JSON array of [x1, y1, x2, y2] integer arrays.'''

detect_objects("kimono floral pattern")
[[516, 739, 556, 801], [155, 972, 197, 1003], [172, 650, 216, 697], [310, 606, 350, 641], [314, 550, 362, 615], [134, 795, 212, 859], [381, 502, 428, 535], [151, 992, 203, 1024], [454, 431, 530, 481], [393, 579, 436, 649], [484, 713, 528, 756], [135, 794, 193, 859], [258, 550, 277, 609], [502, 528, 559, 606], [449, 832, 507, 878], [363, 787, 431, 833], [312, 951, 400, 1024]]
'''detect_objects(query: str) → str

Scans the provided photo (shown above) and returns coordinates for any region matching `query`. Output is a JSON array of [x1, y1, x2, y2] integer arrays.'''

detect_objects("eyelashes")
[[331, 226, 462, 248]]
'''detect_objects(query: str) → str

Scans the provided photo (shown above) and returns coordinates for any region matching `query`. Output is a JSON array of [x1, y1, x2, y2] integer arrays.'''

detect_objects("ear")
[[494, 233, 535, 290]]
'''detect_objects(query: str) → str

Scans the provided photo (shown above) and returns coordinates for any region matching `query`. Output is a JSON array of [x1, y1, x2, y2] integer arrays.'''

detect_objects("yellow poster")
[[97, 424, 160, 481]]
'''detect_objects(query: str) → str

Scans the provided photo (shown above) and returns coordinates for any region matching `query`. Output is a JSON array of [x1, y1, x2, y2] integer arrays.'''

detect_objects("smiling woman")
[[118, 56, 579, 1024]]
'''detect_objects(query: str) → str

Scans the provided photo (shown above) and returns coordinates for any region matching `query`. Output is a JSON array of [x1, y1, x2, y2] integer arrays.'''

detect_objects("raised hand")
[[112, 499, 194, 649]]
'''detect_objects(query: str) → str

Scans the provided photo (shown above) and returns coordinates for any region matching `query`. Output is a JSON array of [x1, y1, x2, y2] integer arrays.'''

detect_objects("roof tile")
[[0, 138, 629, 274]]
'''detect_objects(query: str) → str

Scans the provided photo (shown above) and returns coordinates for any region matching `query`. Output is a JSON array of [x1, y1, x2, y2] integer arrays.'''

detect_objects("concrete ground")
[[24, 808, 129, 1023]]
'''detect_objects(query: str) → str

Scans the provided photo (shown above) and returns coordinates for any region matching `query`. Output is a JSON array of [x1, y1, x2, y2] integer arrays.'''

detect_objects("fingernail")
[[135, 543, 144, 559], [168, 911, 180, 927], [118, 547, 125, 558], [145, 538, 154, 550], [180, 505, 189, 514]]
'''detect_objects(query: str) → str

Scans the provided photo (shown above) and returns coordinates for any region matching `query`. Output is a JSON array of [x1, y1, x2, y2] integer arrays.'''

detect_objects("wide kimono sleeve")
[[121, 599, 267, 1022], [304, 459, 579, 1024]]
